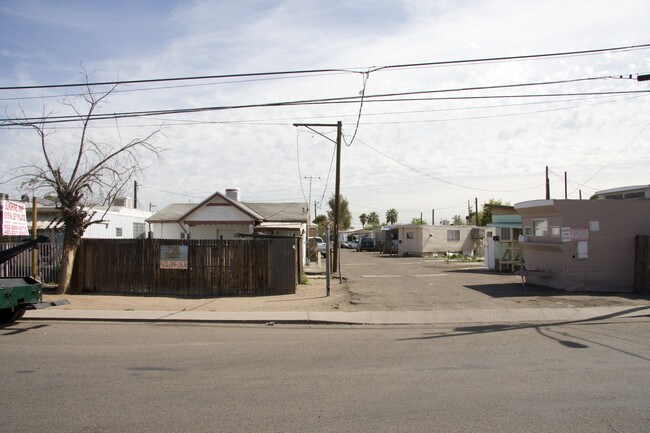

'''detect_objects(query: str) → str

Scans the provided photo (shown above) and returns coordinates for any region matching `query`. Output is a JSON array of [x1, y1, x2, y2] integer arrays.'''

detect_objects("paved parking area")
[[39, 248, 649, 316], [339, 249, 650, 311]]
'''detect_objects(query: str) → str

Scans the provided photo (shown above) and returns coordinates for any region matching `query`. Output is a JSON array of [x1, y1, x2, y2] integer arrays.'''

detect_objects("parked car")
[[309, 237, 327, 257], [348, 239, 359, 249], [357, 237, 375, 252]]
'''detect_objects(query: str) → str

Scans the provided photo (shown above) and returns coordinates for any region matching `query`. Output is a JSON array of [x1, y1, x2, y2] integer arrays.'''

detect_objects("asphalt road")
[[339, 249, 647, 311], [2, 318, 649, 433]]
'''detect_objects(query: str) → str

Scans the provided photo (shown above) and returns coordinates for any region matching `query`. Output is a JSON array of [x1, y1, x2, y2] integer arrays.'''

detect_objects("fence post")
[[325, 225, 330, 297]]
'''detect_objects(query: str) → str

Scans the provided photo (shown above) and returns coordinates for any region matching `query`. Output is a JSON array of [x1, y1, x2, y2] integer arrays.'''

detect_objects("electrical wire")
[[4, 85, 648, 126], [2, 42, 648, 91], [0, 71, 352, 102], [2, 93, 633, 130], [359, 93, 650, 125], [569, 121, 650, 195], [295, 131, 310, 206], [354, 136, 541, 193], [138, 184, 206, 199], [319, 131, 339, 206], [343, 69, 371, 147]]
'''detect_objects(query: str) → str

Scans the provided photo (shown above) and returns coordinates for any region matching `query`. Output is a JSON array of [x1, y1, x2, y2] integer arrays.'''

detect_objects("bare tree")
[[4, 77, 163, 294]]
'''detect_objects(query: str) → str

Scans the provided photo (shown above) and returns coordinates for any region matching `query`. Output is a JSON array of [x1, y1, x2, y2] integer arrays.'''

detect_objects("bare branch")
[[1, 70, 164, 293]]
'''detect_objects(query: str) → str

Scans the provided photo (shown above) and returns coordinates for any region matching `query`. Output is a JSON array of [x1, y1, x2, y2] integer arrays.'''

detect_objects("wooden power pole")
[[293, 121, 343, 272]]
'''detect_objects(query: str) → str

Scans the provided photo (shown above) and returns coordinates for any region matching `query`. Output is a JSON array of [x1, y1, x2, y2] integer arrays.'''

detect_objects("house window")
[[406, 232, 414, 240], [533, 219, 549, 237], [115, 227, 123, 237], [180, 232, 186, 239], [550, 226, 561, 237], [133, 223, 145, 239], [447, 230, 460, 242], [499, 228, 511, 241], [524, 226, 532, 236]]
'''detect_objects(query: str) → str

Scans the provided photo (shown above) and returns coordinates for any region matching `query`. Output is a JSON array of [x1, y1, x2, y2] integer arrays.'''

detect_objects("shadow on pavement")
[[397, 306, 650, 360], [463, 282, 647, 300]]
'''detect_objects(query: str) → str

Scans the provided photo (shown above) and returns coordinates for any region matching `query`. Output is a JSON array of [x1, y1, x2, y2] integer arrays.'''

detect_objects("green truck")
[[0, 236, 67, 324]]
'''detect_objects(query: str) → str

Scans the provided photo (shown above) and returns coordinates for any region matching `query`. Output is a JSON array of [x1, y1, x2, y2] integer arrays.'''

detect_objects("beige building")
[[515, 199, 650, 292], [396, 224, 484, 257]]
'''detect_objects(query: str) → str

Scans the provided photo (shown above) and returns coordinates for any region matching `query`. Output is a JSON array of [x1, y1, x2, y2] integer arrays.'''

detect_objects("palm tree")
[[385, 208, 398, 225], [326, 194, 352, 229], [367, 211, 380, 228], [359, 213, 367, 228]]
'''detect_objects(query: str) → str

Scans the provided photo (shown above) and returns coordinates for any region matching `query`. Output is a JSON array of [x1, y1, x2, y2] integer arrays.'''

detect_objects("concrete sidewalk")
[[24, 304, 650, 325], [21, 260, 650, 326]]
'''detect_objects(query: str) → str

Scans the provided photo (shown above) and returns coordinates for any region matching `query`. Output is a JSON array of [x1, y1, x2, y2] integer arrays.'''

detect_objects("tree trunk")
[[56, 243, 78, 294], [57, 225, 83, 294]]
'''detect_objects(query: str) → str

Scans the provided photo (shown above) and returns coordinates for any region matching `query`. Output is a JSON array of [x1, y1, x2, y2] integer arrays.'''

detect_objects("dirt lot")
[[44, 249, 650, 312]]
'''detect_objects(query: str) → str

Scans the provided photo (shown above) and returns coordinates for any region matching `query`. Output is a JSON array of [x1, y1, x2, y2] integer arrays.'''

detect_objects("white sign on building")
[[1, 200, 30, 236]]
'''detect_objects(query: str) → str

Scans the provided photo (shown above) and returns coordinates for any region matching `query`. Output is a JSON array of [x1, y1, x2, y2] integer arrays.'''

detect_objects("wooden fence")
[[71, 238, 298, 296]]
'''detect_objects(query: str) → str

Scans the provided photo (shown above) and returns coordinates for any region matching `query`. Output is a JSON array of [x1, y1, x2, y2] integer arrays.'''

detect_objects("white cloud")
[[1, 0, 649, 224]]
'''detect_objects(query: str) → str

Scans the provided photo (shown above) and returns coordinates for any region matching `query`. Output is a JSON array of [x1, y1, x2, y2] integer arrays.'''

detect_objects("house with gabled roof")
[[146, 188, 308, 241]]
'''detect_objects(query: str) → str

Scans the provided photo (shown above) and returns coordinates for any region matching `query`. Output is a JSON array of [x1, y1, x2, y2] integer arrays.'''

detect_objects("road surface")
[[2, 317, 649, 433]]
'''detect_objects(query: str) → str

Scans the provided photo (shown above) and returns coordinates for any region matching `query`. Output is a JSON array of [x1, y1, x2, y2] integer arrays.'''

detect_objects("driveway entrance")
[[338, 249, 646, 311]]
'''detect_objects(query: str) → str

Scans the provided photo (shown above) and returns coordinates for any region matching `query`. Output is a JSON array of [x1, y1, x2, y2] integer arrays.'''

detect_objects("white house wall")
[[398, 225, 480, 256], [151, 222, 186, 239], [186, 203, 254, 223], [82, 207, 151, 239], [190, 224, 252, 240]]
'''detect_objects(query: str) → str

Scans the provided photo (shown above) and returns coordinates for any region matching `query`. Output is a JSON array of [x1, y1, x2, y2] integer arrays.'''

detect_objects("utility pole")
[[545, 166, 550, 200], [294, 121, 343, 273], [134, 180, 138, 209], [31, 196, 38, 278], [564, 172, 568, 199], [304, 176, 320, 239], [432, 209, 435, 226], [475, 197, 479, 226]]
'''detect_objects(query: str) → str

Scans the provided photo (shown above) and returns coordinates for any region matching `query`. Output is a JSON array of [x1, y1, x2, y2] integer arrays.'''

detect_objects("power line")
[[4, 82, 648, 126], [354, 137, 542, 193], [138, 184, 206, 199], [0, 71, 351, 102], [371, 45, 650, 72], [2, 93, 633, 130], [0, 68, 359, 91], [569, 121, 650, 195], [2, 42, 648, 91]]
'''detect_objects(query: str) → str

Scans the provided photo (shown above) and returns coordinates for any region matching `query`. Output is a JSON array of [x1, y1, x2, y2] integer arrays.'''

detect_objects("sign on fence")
[[1, 200, 30, 236], [160, 245, 188, 269]]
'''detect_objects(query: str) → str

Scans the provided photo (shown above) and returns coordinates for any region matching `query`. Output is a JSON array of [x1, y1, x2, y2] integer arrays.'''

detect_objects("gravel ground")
[[43, 275, 353, 312]]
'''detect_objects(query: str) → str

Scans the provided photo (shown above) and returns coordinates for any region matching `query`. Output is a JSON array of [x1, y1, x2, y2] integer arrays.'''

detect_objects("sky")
[[1, 0, 649, 227]]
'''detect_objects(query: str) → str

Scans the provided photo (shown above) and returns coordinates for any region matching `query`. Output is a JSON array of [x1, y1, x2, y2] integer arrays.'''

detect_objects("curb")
[[22, 305, 650, 326]]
